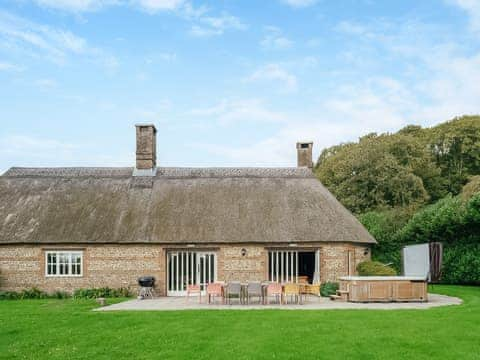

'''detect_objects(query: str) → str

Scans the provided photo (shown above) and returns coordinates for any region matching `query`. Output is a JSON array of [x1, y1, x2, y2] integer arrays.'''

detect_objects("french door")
[[268, 250, 299, 283], [167, 251, 216, 296]]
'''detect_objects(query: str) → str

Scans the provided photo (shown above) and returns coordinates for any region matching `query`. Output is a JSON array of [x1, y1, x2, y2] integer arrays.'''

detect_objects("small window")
[[301, 143, 310, 149], [45, 251, 83, 277]]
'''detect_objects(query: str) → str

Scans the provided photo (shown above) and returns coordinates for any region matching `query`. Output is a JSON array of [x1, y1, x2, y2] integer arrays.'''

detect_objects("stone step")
[[330, 294, 342, 300]]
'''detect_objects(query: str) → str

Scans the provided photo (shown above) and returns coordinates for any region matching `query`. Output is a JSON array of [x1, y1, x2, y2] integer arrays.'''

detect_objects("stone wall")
[[0, 242, 370, 295], [219, 246, 267, 282], [0, 245, 164, 294], [320, 243, 370, 282]]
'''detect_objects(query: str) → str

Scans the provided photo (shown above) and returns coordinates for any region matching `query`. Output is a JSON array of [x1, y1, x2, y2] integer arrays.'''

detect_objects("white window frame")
[[45, 250, 83, 277]]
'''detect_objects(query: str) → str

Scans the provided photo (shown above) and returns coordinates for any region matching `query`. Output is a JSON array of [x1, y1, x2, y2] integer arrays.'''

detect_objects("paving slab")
[[95, 293, 462, 311]]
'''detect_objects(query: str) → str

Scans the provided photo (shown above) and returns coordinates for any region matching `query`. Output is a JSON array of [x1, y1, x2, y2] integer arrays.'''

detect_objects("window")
[[45, 251, 83, 277]]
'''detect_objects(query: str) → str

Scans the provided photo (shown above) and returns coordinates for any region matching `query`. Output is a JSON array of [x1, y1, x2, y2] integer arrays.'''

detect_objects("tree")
[[315, 116, 480, 213]]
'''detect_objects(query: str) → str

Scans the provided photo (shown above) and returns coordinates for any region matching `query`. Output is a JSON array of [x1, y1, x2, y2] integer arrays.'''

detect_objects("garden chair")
[[266, 283, 282, 304], [246, 282, 263, 304], [186, 284, 201, 303], [225, 282, 242, 305], [283, 283, 301, 304], [206, 283, 223, 304]]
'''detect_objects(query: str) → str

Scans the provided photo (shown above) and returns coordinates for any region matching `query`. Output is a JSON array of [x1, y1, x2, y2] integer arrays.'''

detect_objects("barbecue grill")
[[138, 276, 155, 288], [138, 276, 155, 299]]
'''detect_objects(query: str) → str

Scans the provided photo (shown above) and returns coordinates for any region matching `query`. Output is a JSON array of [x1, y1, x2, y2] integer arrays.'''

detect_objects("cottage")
[[0, 125, 375, 296]]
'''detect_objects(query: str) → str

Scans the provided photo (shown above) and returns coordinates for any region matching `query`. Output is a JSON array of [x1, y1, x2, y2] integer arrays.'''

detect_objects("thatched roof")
[[0, 167, 376, 245]]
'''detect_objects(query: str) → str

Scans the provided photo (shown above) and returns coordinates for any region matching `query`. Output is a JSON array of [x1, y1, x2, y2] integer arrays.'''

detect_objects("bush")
[[20, 287, 48, 299], [442, 244, 480, 285], [0, 287, 132, 301], [73, 287, 131, 299], [0, 291, 20, 300], [320, 282, 339, 297], [357, 261, 397, 276], [0, 288, 51, 300], [51, 291, 71, 299]]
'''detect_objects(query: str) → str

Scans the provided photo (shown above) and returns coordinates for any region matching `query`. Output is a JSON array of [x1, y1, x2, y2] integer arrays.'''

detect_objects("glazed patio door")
[[197, 252, 216, 292], [268, 250, 299, 283], [167, 251, 216, 296]]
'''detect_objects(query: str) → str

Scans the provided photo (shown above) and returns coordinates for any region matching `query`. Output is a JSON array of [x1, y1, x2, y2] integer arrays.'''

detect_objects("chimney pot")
[[135, 124, 157, 171], [296, 141, 313, 168]]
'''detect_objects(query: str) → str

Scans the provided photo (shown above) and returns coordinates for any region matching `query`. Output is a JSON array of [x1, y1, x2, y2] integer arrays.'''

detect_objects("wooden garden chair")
[[206, 283, 223, 304], [283, 283, 301, 304]]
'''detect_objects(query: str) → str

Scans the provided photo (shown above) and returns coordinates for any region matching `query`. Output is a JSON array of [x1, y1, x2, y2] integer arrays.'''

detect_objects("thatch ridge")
[[4, 167, 314, 179]]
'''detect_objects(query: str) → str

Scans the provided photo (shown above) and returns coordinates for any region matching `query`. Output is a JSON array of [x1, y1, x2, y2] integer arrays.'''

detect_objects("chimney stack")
[[135, 124, 157, 172], [296, 141, 313, 168]]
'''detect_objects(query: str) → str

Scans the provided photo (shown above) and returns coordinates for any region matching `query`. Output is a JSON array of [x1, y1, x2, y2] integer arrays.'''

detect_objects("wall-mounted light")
[[241, 248, 247, 257], [364, 248, 370, 256]]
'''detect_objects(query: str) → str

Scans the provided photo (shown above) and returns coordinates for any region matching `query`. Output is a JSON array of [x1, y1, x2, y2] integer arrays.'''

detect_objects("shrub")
[[51, 291, 71, 299], [73, 287, 131, 299], [0, 288, 51, 300], [20, 287, 48, 299], [0, 287, 132, 301], [357, 261, 397, 276], [0, 291, 20, 300], [442, 244, 480, 285], [320, 282, 339, 297]]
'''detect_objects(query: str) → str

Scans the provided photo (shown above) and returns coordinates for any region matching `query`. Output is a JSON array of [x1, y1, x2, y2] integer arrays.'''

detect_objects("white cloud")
[[260, 26, 293, 50], [195, 87, 415, 167], [0, 135, 75, 152], [189, 99, 287, 125], [448, 0, 480, 33], [27, 1, 246, 38], [32, 0, 186, 13], [32, 0, 117, 12], [189, 25, 222, 37], [0, 11, 117, 68], [245, 64, 298, 92], [335, 21, 369, 36], [134, 0, 186, 13], [333, 17, 480, 124], [0, 134, 131, 169], [190, 13, 247, 37], [281, 0, 318, 8], [34, 78, 58, 89], [0, 61, 24, 71]]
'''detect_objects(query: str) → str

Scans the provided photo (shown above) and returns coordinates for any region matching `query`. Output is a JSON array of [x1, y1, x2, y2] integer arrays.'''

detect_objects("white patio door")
[[268, 250, 299, 283], [167, 251, 216, 296]]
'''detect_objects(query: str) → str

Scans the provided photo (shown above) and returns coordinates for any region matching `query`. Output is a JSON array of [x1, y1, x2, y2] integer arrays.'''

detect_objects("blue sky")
[[1, 0, 479, 173]]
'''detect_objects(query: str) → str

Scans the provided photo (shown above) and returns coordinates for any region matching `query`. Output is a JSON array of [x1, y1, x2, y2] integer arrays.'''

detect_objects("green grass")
[[0, 285, 479, 359]]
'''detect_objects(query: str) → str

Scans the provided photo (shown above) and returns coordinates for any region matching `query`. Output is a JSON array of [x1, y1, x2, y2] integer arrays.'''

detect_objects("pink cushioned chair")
[[266, 283, 283, 304]]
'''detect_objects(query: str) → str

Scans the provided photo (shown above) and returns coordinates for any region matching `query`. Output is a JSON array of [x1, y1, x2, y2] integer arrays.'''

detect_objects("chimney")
[[135, 124, 157, 172], [296, 141, 313, 168]]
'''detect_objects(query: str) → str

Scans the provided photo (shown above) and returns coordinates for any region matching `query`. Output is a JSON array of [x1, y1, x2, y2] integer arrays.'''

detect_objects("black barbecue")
[[138, 276, 155, 288]]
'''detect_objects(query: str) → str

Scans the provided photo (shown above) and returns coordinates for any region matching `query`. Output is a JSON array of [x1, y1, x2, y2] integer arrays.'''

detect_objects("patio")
[[95, 293, 462, 311]]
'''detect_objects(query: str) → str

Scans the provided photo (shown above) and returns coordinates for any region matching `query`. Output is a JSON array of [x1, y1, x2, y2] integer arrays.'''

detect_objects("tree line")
[[315, 116, 480, 284]]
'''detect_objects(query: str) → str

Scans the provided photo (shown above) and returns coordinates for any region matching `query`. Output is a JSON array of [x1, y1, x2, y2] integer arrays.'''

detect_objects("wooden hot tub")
[[339, 276, 428, 302]]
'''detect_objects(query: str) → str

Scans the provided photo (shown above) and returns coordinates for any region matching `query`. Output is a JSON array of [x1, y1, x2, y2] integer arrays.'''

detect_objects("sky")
[[1, 0, 480, 173]]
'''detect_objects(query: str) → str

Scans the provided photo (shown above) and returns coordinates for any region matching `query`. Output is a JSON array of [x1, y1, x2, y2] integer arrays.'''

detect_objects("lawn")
[[0, 285, 479, 360]]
